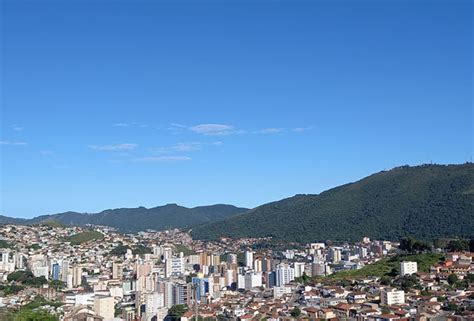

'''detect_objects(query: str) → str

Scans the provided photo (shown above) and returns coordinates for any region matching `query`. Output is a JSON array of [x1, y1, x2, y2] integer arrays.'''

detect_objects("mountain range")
[[191, 163, 474, 242], [1, 163, 473, 242], [0, 204, 249, 233]]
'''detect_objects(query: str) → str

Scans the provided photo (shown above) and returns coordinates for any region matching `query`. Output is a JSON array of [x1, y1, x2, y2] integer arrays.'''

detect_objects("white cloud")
[[12, 125, 24, 131], [132, 156, 191, 162], [114, 122, 148, 128], [0, 140, 27, 146], [169, 142, 203, 152], [154, 141, 223, 153], [292, 126, 313, 132], [40, 150, 55, 155], [259, 128, 284, 134], [190, 124, 236, 135], [89, 143, 137, 151]]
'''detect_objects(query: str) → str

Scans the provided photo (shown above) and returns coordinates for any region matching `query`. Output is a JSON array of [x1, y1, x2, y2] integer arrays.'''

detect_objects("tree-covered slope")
[[2, 204, 248, 233], [191, 164, 474, 242]]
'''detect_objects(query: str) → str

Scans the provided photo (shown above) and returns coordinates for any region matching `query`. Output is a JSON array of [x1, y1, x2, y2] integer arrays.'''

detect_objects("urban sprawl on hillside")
[[0, 224, 473, 321]]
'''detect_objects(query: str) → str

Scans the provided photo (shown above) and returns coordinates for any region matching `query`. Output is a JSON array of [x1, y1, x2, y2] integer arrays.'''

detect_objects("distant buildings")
[[2, 223, 472, 321]]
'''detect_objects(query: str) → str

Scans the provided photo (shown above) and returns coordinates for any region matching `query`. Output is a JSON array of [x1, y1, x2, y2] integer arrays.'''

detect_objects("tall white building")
[[293, 262, 306, 278], [400, 261, 418, 275], [380, 288, 405, 305], [165, 257, 184, 277], [245, 250, 254, 269], [329, 248, 342, 263], [144, 291, 165, 320], [244, 271, 262, 290], [94, 296, 115, 321], [0, 251, 16, 273], [112, 262, 123, 279], [275, 263, 295, 286]]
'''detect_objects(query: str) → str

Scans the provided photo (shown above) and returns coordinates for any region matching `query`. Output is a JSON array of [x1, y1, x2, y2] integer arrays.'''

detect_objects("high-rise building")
[[112, 262, 123, 279], [165, 257, 184, 277], [61, 260, 69, 283], [94, 296, 115, 321], [293, 262, 306, 277], [192, 277, 213, 301], [329, 248, 342, 263], [245, 250, 254, 269], [275, 263, 295, 286], [73, 266, 82, 287], [52, 263, 60, 280], [173, 283, 191, 305], [144, 291, 164, 320], [244, 271, 262, 290]]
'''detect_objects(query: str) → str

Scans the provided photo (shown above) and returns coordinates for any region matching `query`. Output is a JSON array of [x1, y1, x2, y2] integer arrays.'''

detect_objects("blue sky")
[[1, 0, 472, 218]]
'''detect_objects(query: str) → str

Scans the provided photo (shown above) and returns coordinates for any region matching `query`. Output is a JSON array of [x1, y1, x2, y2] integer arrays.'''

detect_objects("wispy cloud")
[[258, 128, 284, 134], [89, 143, 137, 151], [292, 126, 313, 132], [132, 156, 191, 163], [0, 140, 28, 146], [40, 150, 55, 156], [154, 141, 223, 153], [12, 125, 24, 131], [189, 124, 240, 136], [114, 122, 148, 128], [169, 122, 310, 136]]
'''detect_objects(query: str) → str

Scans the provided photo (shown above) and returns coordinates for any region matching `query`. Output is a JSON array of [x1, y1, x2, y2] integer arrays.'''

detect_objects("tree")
[[168, 304, 188, 320], [290, 307, 301, 318], [399, 238, 431, 253], [399, 274, 419, 291], [447, 240, 469, 252], [380, 276, 392, 286], [465, 273, 474, 283], [9, 309, 58, 321], [110, 244, 130, 256], [445, 302, 459, 312], [447, 274, 458, 286]]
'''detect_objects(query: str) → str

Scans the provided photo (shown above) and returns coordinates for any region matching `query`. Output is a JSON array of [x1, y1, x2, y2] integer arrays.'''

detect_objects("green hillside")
[[192, 164, 474, 242], [67, 231, 104, 245], [328, 253, 443, 280]]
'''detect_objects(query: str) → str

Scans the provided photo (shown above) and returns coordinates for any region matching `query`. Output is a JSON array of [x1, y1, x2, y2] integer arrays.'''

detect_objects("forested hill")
[[191, 164, 474, 242], [0, 204, 249, 233]]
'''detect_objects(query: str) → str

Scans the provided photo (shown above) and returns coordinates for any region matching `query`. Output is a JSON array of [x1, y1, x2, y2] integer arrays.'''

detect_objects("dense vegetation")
[[174, 244, 196, 256], [67, 230, 104, 245], [0, 296, 61, 321], [1, 309, 58, 321], [109, 243, 152, 256], [0, 204, 248, 233], [7, 270, 48, 287], [327, 253, 444, 280], [192, 164, 474, 242], [168, 304, 188, 320], [0, 240, 13, 249]]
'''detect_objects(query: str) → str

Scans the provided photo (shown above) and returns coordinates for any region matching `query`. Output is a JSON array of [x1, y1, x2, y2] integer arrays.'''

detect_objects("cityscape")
[[0, 223, 472, 321], [1, 0, 472, 320]]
